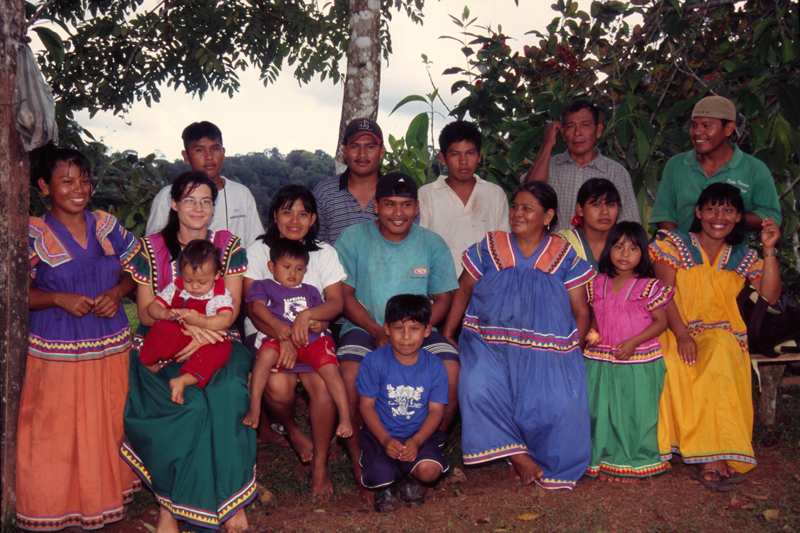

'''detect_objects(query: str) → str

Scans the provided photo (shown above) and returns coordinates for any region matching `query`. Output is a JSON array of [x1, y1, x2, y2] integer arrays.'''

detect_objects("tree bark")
[[0, 0, 30, 522], [335, 0, 382, 172]]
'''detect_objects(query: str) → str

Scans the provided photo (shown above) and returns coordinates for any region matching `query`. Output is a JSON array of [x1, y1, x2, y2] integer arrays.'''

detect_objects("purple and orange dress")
[[583, 274, 673, 479], [16, 210, 141, 531]]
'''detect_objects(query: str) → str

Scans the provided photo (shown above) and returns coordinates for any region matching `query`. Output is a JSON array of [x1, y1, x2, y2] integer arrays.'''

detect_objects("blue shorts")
[[359, 426, 449, 488], [337, 328, 459, 363]]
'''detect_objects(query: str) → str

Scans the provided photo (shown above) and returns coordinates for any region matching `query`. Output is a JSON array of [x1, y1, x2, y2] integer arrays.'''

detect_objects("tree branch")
[[120, 0, 174, 85], [26, 0, 58, 29], [780, 171, 800, 200]]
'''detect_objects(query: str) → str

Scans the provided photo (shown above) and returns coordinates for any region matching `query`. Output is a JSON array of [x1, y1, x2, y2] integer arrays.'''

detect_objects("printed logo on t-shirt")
[[387, 384, 424, 419], [412, 267, 428, 276], [726, 179, 750, 191], [283, 296, 308, 322]]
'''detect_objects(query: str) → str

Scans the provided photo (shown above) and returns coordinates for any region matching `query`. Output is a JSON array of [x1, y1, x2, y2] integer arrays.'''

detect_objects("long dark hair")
[[688, 183, 746, 245], [597, 222, 655, 278], [161, 171, 218, 261], [259, 184, 321, 251], [513, 181, 559, 232]]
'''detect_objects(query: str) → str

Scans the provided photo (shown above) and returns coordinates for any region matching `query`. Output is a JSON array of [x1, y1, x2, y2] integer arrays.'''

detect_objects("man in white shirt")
[[419, 120, 509, 276], [145, 121, 264, 246]]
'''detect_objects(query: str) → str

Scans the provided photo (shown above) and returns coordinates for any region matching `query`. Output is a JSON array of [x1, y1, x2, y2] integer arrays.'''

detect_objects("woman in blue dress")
[[443, 181, 594, 489]]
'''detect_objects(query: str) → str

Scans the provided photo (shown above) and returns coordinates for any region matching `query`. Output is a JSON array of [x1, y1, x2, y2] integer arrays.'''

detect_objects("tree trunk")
[[335, 0, 382, 172], [0, 0, 30, 522]]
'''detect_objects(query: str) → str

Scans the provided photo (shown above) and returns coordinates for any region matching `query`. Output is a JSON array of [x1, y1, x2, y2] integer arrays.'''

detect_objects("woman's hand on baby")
[[615, 339, 637, 361], [676, 333, 697, 365], [274, 322, 292, 342], [57, 293, 95, 317], [277, 339, 297, 370], [175, 324, 225, 360], [761, 218, 780, 251], [92, 288, 122, 318], [291, 310, 312, 346]]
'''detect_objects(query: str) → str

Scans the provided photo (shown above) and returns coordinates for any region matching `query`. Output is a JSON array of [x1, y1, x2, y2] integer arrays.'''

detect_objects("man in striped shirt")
[[313, 118, 386, 245]]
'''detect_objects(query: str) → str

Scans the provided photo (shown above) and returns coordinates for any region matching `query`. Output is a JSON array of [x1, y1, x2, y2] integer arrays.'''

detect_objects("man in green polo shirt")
[[650, 96, 781, 232]]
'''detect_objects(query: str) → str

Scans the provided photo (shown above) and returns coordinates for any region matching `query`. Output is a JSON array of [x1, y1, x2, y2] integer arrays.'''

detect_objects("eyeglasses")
[[179, 198, 215, 209]]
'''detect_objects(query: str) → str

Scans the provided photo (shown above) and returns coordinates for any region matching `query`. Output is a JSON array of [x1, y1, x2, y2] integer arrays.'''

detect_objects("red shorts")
[[258, 336, 338, 372]]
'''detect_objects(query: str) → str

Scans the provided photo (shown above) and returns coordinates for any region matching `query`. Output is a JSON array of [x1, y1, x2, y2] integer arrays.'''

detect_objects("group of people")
[[16, 94, 784, 531]]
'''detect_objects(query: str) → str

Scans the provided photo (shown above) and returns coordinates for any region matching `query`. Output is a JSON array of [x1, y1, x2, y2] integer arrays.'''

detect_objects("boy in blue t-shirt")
[[356, 294, 449, 513]]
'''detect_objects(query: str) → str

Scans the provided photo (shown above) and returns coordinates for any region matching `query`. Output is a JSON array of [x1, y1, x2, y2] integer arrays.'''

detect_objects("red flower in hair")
[[571, 214, 583, 228]]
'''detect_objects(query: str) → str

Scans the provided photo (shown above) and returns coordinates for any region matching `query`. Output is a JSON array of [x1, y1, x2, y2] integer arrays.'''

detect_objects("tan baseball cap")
[[691, 96, 736, 121]]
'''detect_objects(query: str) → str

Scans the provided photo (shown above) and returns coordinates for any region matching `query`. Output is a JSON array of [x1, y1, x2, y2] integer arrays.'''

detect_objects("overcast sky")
[[70, 1, 565, 161]]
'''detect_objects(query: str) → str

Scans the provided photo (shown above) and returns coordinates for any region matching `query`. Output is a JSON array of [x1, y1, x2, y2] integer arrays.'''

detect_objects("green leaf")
[[752, 18, 775, 42], [487, 154, 511, 175], [389, 94, 428, 116], [405, 112, 429, 151], [509, 126, 540, 166], [633, 127, 651, 167], [32, 27, 65, 66], [656, 99, 695, 127], [777, 82, 800, 125]]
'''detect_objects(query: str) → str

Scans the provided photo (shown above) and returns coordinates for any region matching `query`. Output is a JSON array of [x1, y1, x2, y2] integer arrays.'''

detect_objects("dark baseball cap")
[[375, 172, 418, 200], [343, 118, 383, 144]]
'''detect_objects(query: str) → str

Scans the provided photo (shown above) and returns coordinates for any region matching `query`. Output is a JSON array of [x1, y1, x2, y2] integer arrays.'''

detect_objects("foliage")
[[440, 0, 800, 278], [26, 0, 424, 121]]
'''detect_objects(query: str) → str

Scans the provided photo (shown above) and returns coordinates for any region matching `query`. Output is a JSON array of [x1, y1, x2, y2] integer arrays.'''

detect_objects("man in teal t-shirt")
[[334, 172, 458, 502], [650, 96, 781, 233]]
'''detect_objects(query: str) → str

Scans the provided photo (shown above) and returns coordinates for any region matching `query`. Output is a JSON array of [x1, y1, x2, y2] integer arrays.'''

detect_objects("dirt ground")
[[94, 383, 800, 533]]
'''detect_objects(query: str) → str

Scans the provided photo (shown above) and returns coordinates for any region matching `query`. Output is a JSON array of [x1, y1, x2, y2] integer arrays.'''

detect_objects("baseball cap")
[[343, 118, 383, 144], [691, 96, 736, 121], [375, 172, 418, 200]]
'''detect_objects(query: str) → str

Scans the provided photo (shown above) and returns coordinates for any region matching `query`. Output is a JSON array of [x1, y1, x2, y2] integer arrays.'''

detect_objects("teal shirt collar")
[[684, 144, 743, 176]]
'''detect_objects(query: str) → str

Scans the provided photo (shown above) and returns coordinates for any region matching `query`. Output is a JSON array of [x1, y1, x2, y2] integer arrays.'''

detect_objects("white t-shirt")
[[243, 240, 347, 337], [145, 177, 265, 247], [419, 174, 510, 276]]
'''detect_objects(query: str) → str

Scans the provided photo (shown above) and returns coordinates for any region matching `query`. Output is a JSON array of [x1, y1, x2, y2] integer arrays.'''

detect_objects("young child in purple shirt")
[[243, 238, 352, 439]]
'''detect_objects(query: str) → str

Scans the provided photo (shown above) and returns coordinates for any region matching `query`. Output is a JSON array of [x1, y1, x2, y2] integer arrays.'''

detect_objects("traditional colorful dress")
[[650, 230, 762, 473], [558, 227, 598, 269], [458, 231, 595, 490], [583, 274, 673, 479], [121, 231, 257, 530], [17, 211, 141, 531]]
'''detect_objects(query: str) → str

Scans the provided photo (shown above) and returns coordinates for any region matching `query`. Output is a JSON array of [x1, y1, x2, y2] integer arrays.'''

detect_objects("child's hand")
[[291, 309, 312, 347], [676, 333, 697, 366], [382, 436, 405, 460], [166, 308, 188, 320], [399, 438, 420, 463], [274, 322, 292, 342], [761, 218, 780, 251], [585, 329, 602, 347], [615, 339, 637, 361], [179, 309, 201, 325]]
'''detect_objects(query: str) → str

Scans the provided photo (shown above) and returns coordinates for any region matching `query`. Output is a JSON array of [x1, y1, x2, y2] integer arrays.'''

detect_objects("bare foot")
[[336, 418, 353, 439], [169, 378, 186, 405], [285, 425, 314, 463], [156, 507, 179, 533], [508, 453, 544, 486], [242, 405, 260, 428], [311, 459, 334, 498], [222, 508, 249, 533], [351, 462, 374, 504], [620, 476, 639, 484], [508, 463, 520, 480], [598, 473, 614, 482]]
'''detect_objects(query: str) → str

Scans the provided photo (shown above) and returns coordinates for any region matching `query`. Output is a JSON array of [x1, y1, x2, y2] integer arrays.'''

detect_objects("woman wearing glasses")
[[122, 171, 257, 533]]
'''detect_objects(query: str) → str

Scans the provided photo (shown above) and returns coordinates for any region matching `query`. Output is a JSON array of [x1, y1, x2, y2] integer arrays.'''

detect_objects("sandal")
[[689, 469, 734, 492], [722, 471, 747, 484]]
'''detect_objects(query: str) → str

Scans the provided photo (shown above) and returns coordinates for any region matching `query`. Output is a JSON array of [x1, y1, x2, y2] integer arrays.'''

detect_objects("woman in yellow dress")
[[650, 183, 780, 491]]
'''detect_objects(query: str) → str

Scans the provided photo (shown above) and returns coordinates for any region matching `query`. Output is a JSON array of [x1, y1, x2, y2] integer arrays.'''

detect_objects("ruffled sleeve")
[[643, 278, 674, 311], [563, 247, 595, 290], [123, 236, 154, 286], [738, 248, 763, 281], [93, 211, 141, 266], [461, 239, 486, 281], [649, 230, 682, 271], [213, 231, 248, 277]]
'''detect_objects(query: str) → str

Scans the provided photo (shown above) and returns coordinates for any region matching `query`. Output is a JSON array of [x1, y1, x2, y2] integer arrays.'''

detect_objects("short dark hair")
[[561, 100, 600, 127], [179, 239, 222, 274], [597, 222, 654, 278], [576, 178, 621, 209], [438, 120, 482, 154], [260, 184, 321, 252], [181, 121, 223, 152], [30, 143, 91, 186], [513, 181, 559, 231], [689, 182, 746, 245], [384, 294, 431, 326], [269, 238, 310, 265]]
